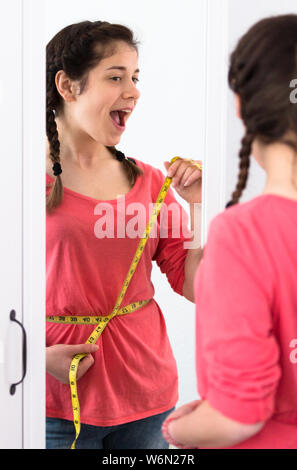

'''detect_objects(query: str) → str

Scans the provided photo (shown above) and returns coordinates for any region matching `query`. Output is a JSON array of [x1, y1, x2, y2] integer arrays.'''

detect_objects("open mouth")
[[110, 110, 129, 130]]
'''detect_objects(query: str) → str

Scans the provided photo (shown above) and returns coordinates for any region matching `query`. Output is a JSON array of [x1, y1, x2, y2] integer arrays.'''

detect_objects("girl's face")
[[59, 41, 140, 148]]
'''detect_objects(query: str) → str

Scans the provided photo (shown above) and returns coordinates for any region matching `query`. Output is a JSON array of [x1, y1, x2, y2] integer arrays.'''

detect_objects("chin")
[[105, 136, 121, 147]]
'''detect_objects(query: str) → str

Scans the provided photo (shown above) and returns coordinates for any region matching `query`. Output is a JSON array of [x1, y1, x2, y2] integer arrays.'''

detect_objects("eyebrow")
[[105, 66, 140, 73]]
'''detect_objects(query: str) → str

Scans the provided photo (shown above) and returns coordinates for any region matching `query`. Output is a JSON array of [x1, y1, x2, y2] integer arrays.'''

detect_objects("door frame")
[[201, 0, 229, 245], [23, 0, 46, 449]]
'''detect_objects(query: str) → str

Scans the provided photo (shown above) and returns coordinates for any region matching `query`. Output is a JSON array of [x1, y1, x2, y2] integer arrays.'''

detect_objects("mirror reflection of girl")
[[162, 14, 297, 449], [45, 21, 203, 449]]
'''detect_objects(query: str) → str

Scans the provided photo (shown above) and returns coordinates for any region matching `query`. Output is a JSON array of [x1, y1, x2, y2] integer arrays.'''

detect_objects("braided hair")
[[225, 14, 297, 208], [46, 20, 143, 213]]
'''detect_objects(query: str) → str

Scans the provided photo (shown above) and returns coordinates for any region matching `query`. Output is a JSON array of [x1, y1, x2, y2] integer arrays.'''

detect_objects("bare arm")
[[182, 202, 203, 302], [168, 399, 265, 448]]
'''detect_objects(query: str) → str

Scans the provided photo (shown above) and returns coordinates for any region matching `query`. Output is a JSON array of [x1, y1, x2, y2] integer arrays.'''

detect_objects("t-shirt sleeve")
[[194, 213, 281, 424], [152, 172, 193, 296]]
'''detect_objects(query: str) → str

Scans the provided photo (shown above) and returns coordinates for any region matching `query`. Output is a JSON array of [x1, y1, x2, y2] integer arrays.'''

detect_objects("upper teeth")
[[120, 109, 131, 113]]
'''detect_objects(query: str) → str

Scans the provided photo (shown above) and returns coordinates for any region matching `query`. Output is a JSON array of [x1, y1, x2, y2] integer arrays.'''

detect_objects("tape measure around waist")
[[46, 156, 199, 449], [46, 300, 150, 325]]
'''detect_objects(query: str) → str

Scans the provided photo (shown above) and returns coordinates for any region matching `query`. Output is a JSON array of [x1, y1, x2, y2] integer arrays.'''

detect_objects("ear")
[[55, 70, 76, 102], [235, 93, 242, 119]]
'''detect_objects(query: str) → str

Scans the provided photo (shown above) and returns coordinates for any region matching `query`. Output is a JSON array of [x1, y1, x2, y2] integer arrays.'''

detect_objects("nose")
[[122, 80, 140, 102]]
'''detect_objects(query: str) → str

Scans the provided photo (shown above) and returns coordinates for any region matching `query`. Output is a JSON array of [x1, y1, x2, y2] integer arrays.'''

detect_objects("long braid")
[[46, 63, 64, 212], [225, 132, 254, 208]]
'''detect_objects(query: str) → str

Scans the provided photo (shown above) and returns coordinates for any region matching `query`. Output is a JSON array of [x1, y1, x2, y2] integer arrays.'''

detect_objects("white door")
[[0, 0, 46, 449], [0, 0, 24, 449]]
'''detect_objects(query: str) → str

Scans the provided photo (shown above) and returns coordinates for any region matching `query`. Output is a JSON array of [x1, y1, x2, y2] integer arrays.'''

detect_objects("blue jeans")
[[46, 407, 175, 449]]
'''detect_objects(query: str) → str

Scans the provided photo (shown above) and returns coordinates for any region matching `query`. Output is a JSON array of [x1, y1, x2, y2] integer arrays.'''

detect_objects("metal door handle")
[[9, 310, 27, 395]]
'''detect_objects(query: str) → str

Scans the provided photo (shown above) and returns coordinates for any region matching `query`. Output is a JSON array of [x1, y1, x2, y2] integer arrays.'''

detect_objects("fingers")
[[69, 343, 99, 355], [77, 354, 95, 380], [166, 158, 184, 178], [165, 400, 202, 421], [187, 399, 202, 410], [163, 161, 171, 172], [179, 167, 196, 187], [67, 344, 98, 382], [165, 158, 202, 188], [183, 169, 201, 187]]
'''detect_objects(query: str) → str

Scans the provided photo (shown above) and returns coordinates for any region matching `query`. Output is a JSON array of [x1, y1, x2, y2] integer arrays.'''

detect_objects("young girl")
[[162, 14, 297, 449], [45, 20, 203, 449]]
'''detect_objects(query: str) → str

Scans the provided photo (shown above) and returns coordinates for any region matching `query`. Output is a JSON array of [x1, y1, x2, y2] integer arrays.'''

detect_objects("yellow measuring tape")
[[46, 156, 202, 449]]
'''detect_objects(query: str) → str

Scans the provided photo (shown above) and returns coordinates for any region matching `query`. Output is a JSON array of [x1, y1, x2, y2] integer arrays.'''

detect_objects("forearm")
[[183, 249, 203, 302], [169, 400, 264, 448], [182, 202, 203, 302]]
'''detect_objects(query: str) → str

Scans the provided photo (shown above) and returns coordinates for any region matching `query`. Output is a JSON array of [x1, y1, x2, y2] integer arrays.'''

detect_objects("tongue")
[[110, 111, 121, 125]]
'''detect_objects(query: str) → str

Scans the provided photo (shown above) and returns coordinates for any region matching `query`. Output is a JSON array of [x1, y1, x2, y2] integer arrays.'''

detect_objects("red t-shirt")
[[194, 194, 297, 448], [46, 158, 191, 426]]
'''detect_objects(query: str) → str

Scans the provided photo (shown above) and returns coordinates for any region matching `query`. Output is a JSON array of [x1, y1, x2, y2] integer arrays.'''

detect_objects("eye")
[[109, 76, 139, 84]]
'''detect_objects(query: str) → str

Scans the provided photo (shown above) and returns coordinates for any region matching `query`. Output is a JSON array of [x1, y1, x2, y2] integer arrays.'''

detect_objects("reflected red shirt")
[[194, 194, 297, 448]]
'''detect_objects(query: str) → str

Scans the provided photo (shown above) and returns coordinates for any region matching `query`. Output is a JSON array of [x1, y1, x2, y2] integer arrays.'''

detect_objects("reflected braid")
[[225, 131, 254, 208]]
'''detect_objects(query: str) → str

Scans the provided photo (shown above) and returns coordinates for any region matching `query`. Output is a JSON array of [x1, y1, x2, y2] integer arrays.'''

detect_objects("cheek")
[[94, 91, 118, 117], [74, 85, 119, 127], [79, 98, 109, 125]]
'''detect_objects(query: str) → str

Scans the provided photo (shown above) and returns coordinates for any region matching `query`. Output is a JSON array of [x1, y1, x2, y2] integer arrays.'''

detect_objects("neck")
[[46, 116, 114, 171], [257, 141, 297, 199]]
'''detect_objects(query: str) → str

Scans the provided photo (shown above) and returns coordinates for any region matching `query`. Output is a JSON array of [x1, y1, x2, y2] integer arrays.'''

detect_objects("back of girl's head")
[[46, 20, 143, 213], [226, 14, 297, 208]]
